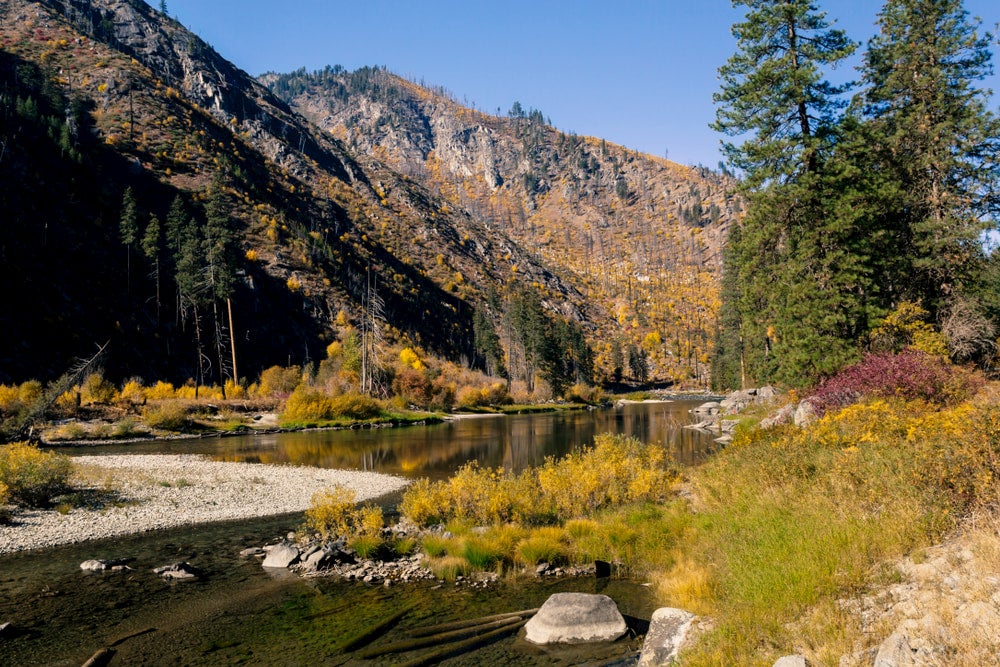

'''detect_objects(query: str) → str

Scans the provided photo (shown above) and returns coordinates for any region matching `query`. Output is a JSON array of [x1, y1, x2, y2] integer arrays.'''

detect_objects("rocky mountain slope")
[[0, 0, 585, 384], [265, 67, 739, 381], [1, 0, 736, 387]]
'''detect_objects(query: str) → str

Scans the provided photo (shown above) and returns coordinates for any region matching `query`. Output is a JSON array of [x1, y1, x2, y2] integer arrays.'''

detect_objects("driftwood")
[[335, 605, 411, 653], [80, 647, 114, 667], [355, 615, 527, 659], [403, 607, 538, 638], [395, 618, 528, 667]]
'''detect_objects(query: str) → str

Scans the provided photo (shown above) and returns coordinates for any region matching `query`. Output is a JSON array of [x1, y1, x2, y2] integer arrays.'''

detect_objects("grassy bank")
[[325, 377, 996, 664]]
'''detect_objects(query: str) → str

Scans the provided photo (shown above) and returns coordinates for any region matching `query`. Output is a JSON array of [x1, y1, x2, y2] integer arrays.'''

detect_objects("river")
[[0, 399, 718, 666]]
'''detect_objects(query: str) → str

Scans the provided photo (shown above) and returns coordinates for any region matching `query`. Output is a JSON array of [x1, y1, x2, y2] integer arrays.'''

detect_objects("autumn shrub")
[[144, 381, 176, 400], [81, 373, 117, 404], [142, 402, 190, 431], [305, 485, 385, 546], [305, 486, 357, 539], [329, 392, 383, 420], [400, 434, 677, 528], [17, 380, 43, 407], [399, 478, 451, 525], [119, 378, 145, 405], [224, 379, 247, 399], [281, 385, 334, 423], [809, 349, 982, 414], [257, 365, 302, 398], [0, 385, 21, 413], [0, 442, 73, 507]]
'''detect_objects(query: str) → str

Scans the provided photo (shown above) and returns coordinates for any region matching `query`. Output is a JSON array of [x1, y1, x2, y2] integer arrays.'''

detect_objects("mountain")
[[263, 67, 738, 382], [0, 0, 736, 388]]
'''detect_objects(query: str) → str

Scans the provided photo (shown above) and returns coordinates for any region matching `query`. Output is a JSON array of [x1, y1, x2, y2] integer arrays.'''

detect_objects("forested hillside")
[[264, 67, 739, 384], [0, 0, 738, 394], [0, 0, 606, 391], [711, 0, 1000, 389]]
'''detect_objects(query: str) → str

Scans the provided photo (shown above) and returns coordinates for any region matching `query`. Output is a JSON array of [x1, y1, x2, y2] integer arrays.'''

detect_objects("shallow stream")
[[0, 400, 716, 665]]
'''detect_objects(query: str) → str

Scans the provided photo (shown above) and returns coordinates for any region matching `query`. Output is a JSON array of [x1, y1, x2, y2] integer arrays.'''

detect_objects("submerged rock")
[[80, 559, 128, 572], [524, 592, 627, 645], [638, 607, 696, 666], [154, 562, 201, 580]]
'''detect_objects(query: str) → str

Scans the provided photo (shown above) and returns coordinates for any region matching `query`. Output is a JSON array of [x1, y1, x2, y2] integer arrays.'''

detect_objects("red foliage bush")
[[809, 349, 982, 414]]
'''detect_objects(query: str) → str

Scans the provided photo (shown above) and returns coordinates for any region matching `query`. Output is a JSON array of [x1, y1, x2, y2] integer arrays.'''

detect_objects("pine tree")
[[859, 0, 1000, 311], [119, 187, 139, 293], [712, 0, 869, 386], [203, 183, 240, 387], [142, 213, 162, 322], [712, 0, 856, 186]]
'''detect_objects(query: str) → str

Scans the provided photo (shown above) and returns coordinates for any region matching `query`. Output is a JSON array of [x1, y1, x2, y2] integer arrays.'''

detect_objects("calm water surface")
[[0, 401, 718, 666], [73, 400, 719, 477]]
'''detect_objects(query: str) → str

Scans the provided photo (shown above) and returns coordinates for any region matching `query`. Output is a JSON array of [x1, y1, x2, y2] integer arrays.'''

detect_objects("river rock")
[[0, 622, 14, 638], [691, 402, 720, 415], [262, 543, 300, 569], [524, 592, 627, 645], [299, 547, 337, 573], [637, 607, 696, 666], [774, 656, 809, 667], [154, 562, 201, 580], [239, 546, 264, 558], [80, 559, 109, 571]]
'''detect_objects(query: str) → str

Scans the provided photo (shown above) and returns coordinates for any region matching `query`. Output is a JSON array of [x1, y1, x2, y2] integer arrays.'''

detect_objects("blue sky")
[[150, 1, 1000, 167]]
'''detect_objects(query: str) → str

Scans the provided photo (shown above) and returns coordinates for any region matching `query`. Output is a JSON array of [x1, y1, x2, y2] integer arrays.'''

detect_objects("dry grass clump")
[[304, 484, 385, 555]]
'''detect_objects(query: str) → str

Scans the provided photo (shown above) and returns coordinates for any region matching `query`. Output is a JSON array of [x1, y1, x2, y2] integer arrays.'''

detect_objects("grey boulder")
[[262, 543, 300, 569], [774, 656, 809, 667], [638, 607, 696, 666], [524, 592, 626, 645]]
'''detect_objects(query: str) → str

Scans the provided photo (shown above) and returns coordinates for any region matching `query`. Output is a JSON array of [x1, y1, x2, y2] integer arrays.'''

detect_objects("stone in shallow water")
[[153, 562, 201, 580], [524, 592, 626, 645], [262, 544, 299, 569], [638, 607, 696, 666]]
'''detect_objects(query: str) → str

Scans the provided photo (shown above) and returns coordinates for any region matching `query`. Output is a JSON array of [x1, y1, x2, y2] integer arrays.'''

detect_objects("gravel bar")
[[0, 454, 410, 554]]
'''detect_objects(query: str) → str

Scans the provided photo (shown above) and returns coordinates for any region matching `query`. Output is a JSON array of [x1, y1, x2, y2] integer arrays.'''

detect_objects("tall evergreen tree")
[[712, 0, 865, 386], [859, 0, 1000, 311], [119, 187, 139, 293]]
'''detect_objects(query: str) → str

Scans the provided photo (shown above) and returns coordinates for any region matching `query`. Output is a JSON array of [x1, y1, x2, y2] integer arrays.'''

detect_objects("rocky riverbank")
[[0, 454, 409, 554]]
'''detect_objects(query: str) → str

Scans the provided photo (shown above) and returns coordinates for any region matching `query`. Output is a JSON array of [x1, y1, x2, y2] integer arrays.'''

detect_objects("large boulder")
[[638, 607, 696, 666], [524, 592, 627, 645], [262, 543, 300, 569]]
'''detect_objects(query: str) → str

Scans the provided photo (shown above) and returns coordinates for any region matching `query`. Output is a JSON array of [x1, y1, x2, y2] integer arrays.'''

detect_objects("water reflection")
[[79, 401, 718, 479]]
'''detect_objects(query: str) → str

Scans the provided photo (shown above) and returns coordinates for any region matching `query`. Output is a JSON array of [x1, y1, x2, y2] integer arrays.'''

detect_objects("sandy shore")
[[0, 454, 410, 555]]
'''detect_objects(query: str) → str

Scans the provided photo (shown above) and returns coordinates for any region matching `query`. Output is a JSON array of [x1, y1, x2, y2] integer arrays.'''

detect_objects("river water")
[[0, 400, 717, 666]]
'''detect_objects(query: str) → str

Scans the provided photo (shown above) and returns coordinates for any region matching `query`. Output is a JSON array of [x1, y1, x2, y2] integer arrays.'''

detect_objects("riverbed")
[[0, 400, 716, 665]]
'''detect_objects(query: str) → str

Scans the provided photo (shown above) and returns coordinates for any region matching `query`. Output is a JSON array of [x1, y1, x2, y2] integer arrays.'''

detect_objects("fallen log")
[[335, 605, 411, 653], [404, 607, 538, 638], [355, 615, 524, 659], [395, 618, 528, 667]]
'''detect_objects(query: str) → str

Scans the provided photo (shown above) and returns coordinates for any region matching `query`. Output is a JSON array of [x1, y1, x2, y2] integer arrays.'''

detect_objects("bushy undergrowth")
[[0, 441, 73, 507], [400, 433, 678, 527], [281, 387, 384, 424], [305, 485, 384, 544], [809, 349, 982, 414], [666, 396, 1000, 665]]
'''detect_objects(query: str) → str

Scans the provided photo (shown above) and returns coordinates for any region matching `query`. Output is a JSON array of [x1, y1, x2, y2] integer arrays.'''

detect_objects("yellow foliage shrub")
[[0, 442, 73, 507], [18, 380, 43, 406], [0, 385, 21, 412], [281, 386, 334, 422], [305, 485, 356, 539], [142, 403, 190, 431], [120, 379, 145, 404], [81, 373, 117, 404], [224, 379, 246, 399], [258, 366, 302, 397], [144, 381, 176, 400], [399, 347, 425, 370]]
